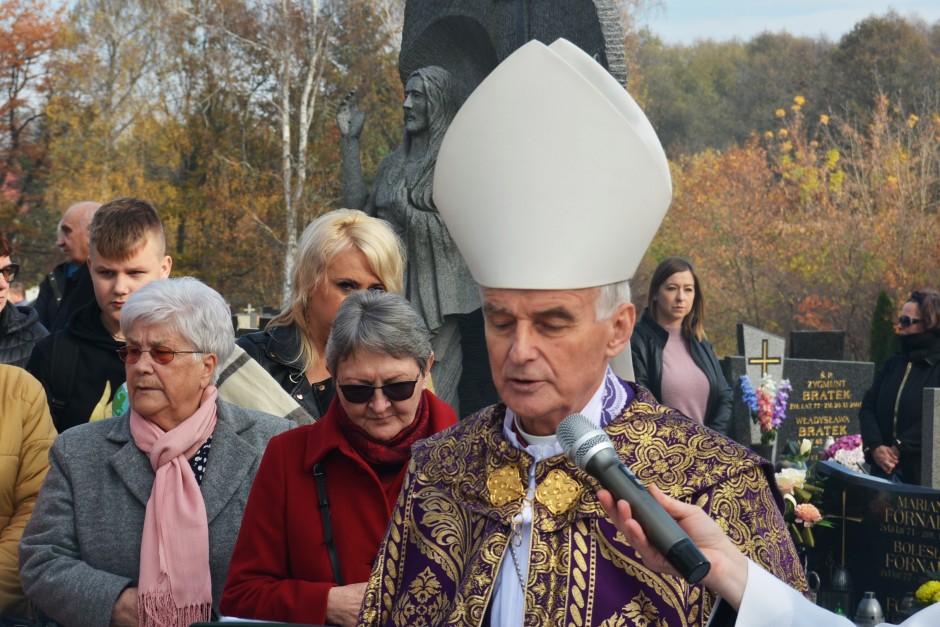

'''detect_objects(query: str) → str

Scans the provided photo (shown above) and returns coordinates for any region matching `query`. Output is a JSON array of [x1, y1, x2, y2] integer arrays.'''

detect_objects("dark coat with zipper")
[[0, 303, 48, 367], [630, 308, 733, 435], [236, 323, 332, 421], [25, 302, 124, 433], [859, 332, 940, 485]]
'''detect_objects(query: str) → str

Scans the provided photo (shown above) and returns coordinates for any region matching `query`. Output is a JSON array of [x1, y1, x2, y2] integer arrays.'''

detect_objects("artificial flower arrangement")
[[739, 373, 793, 444], [821, 434, 867, 474], [775, 439, 834, 548]]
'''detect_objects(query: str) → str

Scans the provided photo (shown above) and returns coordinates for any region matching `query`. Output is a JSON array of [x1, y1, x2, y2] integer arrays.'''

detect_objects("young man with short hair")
[[27, 198, 171, 432]]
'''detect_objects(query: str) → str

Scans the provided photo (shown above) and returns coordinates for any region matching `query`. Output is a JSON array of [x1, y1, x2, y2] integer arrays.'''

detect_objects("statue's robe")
[[359, 385, 806, 627]]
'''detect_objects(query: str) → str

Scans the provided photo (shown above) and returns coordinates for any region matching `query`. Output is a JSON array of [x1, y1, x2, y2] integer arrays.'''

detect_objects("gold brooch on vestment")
[[535, 469, 582, 515], [487, 465, 525, 507]]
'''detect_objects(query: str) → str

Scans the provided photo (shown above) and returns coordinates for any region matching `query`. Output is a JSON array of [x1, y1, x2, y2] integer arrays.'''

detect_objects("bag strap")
[[313, 462, 345, 586]]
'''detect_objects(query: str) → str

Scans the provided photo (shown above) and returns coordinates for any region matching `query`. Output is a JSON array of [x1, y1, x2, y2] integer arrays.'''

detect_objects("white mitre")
[[433, 38, 671, 289]]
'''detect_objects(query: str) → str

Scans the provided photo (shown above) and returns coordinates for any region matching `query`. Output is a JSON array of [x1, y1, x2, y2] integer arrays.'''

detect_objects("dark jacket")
[[859, 332, 940, 485], [236, 324, 332, 421], [33, 262, 96, 334], [630, 309, 733, 434], [26, 302, 125, 433], [0, 303, 48, 367]]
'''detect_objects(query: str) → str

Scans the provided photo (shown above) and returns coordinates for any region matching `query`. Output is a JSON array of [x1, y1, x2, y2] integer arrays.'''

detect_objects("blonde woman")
[[236, 209, 405, 421]]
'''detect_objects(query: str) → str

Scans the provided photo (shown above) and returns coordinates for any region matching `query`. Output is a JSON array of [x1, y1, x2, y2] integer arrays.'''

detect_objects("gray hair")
[[596, 280, 632, 320], [120, 277, 234, 381], [326, 290, 432, 376]]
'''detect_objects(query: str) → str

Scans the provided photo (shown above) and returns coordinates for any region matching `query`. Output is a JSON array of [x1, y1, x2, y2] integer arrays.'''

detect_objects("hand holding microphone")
[[557, 413, 711, 584]]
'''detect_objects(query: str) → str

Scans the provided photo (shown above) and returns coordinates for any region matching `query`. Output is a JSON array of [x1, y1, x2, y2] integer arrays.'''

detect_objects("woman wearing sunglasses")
[[221, 290, 457, 626], [860, 289, 940, 484], [19, 278, 291, 627]]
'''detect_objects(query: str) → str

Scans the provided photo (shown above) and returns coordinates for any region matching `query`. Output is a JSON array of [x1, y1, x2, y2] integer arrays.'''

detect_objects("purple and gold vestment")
[[358, 385, 806, 626]]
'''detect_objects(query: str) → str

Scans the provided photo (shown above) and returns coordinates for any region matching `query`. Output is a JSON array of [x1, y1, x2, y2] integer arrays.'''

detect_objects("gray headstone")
[[789, 330, 845, 361], [814, 462, 940, 621], [736, 324, 786, 446], [923, 388, 940, 489], [737, 323, 785, 382], [776, 359, 873, 459]]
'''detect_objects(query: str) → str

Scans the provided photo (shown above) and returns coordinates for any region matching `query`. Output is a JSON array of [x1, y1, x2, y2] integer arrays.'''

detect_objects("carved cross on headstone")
[[748, 339, 783, 377], [834, 488, 863, 567]]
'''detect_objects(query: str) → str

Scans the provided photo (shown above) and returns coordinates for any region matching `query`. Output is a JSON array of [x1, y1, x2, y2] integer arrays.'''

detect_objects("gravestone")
[[737, 323, 785, 382], [790, 330, 845, 361], [813, 461, 940, 621], [775, 360, 872, 457], [725, 324, 874, 463], [923, 388, 940, 489]]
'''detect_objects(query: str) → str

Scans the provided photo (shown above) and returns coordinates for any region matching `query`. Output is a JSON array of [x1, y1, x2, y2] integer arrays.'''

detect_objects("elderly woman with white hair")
[[19, 277, 292, 627]]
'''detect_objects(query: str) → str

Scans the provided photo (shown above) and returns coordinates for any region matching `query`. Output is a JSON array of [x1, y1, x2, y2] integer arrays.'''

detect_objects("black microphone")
[[557, 413, 710, 584]]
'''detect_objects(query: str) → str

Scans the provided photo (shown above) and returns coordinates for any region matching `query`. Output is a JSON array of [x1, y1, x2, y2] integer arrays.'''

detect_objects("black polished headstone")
[[723, 356, 874, 463], [776, 359, 873, 459], [790, 330, 846, 360], [814, 462, 940, 621]]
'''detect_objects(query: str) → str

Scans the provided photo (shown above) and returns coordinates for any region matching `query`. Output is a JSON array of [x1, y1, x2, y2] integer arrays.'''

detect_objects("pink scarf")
[[130, 385, 218, 627]]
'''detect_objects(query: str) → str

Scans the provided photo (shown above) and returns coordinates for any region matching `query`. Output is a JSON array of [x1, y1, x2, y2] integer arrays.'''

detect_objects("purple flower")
[[771, 379, 791, 428]]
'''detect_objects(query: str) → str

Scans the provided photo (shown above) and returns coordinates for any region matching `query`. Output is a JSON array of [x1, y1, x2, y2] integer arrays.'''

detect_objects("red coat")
[[219, 390, 457, 624]]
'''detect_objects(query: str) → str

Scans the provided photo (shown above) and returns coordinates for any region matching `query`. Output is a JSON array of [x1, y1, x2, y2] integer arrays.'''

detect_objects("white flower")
[[799, 439, 812, 456], [834, 447, 866, 473], [775, 467, 807, 494]]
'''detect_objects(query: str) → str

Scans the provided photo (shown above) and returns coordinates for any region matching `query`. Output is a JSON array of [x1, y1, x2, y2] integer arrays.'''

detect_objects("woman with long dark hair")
[[631, 257, 733, 434]]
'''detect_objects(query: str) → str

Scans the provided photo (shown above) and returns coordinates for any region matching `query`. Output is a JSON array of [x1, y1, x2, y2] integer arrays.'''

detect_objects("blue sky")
[[642, 1, 940, 44]]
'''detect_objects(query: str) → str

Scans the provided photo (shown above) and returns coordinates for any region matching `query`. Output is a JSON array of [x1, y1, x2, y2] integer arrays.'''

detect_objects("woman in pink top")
[[631, 257, 733, 434]]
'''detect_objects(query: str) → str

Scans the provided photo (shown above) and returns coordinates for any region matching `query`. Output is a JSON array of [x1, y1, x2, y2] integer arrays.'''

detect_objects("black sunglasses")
[[117, 345, 205, 365], [0, 263, 19, 282], [339, 379, 420, 404], [898, 315, 922, 328]]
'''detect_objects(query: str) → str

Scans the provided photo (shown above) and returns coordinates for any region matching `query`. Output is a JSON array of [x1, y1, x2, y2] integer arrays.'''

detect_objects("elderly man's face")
[[124, 321, 217, 431], [482, 287, 634, 435]]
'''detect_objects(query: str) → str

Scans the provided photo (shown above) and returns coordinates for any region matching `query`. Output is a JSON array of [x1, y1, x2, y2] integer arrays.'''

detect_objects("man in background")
[[34, 201, 100, 333]]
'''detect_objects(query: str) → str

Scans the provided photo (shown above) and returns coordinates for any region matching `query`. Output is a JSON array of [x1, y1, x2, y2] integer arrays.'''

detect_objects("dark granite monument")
[[813, 461, 940, 621], [725, 324, 874, 463], [790, 330, 846, 361]]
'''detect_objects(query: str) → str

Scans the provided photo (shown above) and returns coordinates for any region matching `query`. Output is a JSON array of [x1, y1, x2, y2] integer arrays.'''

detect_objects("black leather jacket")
[[236, 323, 334, 421], [630, 309, 733, 434]]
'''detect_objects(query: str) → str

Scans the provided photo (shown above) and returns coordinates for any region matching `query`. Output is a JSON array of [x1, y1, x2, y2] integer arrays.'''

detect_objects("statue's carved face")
[[403, 75, 429, 134]]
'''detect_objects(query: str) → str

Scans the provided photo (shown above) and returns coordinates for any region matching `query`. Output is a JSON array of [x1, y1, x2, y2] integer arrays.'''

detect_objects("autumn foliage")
[[636, 94, 940, 359]]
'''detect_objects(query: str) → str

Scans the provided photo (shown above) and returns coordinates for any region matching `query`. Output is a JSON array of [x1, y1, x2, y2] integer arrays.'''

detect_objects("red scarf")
[[336, 392, 432, 468]]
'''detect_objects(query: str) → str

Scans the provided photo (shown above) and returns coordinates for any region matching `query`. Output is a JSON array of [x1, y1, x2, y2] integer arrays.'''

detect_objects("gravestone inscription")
[[776, 359, 872, 456], [726, 324, 874, 463], [815, 461, 940, 620]]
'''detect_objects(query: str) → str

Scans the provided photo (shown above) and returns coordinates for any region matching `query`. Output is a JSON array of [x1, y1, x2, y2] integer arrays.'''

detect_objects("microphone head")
[[557, 413, 615, 470]]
